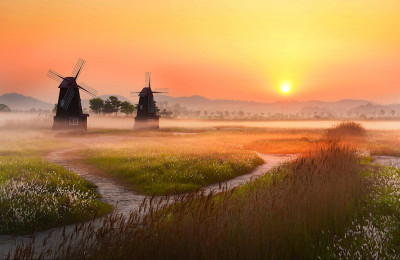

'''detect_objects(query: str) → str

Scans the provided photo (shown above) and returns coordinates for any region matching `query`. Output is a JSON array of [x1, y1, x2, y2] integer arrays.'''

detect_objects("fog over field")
[[3, 112, 400, 131]]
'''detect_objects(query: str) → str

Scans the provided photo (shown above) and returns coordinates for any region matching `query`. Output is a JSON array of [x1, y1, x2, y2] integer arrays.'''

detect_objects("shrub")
[[326, 121, 366, 139]]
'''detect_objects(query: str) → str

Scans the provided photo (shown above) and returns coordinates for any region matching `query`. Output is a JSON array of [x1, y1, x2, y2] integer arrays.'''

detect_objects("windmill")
[[130, 72, 167, 129], [47, 58, 98, 132]]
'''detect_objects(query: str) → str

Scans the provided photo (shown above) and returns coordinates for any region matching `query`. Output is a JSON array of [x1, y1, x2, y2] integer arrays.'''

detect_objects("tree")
[[0, 104, 11, 112], [52, 104, 57, 114], [172, 103, 182, 116], [391, 110, 396, 117], [103, 96, 121, 115], [225, 111, 230, 118], [120, 101, 136, 116], [159, 109, 173, 118], [89, 98, 104, 114], [154, 100, 160, 114]]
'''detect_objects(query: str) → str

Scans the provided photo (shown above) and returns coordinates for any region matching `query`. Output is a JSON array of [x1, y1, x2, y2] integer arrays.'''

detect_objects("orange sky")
[[1, 0, 400, 103]]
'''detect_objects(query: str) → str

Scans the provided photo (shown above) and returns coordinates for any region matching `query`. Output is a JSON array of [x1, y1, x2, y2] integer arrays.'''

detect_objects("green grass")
[[83, 147, 263, 195], [331, 165, 400, 258], [0, 133, 72, 157], [30, 143, 369, 260], [14, 142, 400, 259], [0, 155, 112, 235]]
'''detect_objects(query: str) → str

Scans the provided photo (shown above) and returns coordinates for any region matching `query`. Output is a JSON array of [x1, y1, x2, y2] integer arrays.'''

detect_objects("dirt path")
[[373, 156, 400, 168], [45, 148, 294, 216], [0, 138, 294, 258]]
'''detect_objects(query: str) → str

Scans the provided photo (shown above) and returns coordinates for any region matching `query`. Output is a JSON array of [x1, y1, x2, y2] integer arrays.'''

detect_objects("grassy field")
[[82, 138, 263, 194], [0, 155, 112, 235], [79, 123, 371, 196], [331, 164, 400, 259], [0, 130, 73, 156], [0, 130, 111, 235], [6, 122, 400, 258], [25, 141, 373, 259]]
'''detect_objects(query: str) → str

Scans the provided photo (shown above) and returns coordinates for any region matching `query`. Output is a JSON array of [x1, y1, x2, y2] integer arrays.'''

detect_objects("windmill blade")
[[78, 82, 97, 97], [72, 58, 86, 80], [130, 91, 140, 96], [71, 58, 84, 77], [62, 88, 75, 110], [152, 91, 168, 94], [154, 88, 168, 92], [47, 70, 65, 83], [145, 72, 151, 88]]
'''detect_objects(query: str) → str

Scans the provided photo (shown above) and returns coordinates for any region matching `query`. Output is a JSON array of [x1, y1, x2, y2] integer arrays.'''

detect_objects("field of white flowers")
[[0, 156, 111, 234], [331, 166, 400, 259]]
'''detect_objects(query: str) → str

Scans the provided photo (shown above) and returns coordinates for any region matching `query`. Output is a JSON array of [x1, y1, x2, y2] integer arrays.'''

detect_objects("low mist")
[[2, 112, 400, 131]]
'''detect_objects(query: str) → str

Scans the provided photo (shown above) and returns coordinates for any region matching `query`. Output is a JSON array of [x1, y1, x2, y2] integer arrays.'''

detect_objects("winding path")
[[373, 156, 400, 168], [0, 143, 294, 258]]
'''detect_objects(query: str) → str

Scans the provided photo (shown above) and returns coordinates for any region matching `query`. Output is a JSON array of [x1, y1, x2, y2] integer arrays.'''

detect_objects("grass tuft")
[[326, 121, 366, 139]]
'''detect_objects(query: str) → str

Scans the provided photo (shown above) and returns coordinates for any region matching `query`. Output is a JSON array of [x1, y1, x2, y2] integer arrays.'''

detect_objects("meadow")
[[0, 130, 111, 235], [82, 137, 263, 194], [0, 156, 111, 234], [18, 131, 400, 259], [3, 121, 400, 259]]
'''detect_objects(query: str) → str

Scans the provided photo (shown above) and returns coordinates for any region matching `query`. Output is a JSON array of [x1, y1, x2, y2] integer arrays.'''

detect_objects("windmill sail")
[[47, 70, 65, 83], [62, 88, 75, 109], [78, 82, 98, 97], [145, 72, 151, 88], [71, 58, 86, 79]]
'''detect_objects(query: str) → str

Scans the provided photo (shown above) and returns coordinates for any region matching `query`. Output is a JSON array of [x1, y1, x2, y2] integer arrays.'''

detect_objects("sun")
[[280, 81, 292, 94]]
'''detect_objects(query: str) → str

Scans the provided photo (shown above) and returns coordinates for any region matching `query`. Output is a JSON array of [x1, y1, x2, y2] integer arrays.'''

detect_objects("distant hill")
[[0, 93, 53, 111], [155, 94, 376, 114], [350, 102, 400, 117], [0, 92, 385, 116]]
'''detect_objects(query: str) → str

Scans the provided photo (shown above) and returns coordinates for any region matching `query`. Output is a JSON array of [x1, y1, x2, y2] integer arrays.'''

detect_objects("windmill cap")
[[139, 87, 154, 97], [59, 77, 78, 88]]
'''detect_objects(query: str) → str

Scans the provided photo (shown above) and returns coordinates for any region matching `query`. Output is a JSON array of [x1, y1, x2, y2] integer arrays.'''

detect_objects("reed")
[[326, 121, 366, 139], [14, 143, 367, 259]]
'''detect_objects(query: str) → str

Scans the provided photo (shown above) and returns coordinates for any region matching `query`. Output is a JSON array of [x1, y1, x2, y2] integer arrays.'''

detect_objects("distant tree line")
[[0, 104, 11, 112], [89, 96, 137, 116]]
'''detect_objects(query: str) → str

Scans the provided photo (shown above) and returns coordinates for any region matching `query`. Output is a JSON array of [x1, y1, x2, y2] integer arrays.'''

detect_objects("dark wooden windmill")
[[131, 72, 166, 129], [47, 58, 98, 132]]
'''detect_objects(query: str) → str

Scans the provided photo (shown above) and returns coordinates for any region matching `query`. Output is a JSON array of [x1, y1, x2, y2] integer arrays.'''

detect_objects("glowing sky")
[[1, 0, 400, 103]]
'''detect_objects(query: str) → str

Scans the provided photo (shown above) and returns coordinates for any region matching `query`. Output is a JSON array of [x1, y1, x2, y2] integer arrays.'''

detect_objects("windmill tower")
[[131, 72, 166, 129], [47, 58, 98, 132]]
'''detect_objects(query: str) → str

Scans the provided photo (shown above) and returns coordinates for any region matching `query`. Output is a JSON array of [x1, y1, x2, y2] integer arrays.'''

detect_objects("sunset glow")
[[280, 82, 292, 95], [1, 1, 400, 103]]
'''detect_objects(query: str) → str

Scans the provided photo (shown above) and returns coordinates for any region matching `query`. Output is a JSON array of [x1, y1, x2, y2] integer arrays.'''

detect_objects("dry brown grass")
[[326, 121, 366, 140], [12, 142, 367, 260]]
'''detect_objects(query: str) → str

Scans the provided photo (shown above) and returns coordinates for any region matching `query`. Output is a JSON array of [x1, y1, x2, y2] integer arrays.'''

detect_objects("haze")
[[1, 1, 400, 103]]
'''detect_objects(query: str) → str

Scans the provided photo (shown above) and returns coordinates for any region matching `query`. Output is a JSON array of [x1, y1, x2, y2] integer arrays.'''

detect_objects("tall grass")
[[326, 121, 366, 139], [17, 143, 367, 259]]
